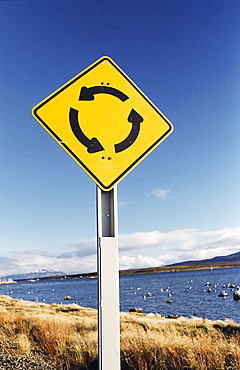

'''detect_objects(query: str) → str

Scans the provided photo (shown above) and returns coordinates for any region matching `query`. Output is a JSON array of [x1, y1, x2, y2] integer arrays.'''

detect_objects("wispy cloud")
[[150, 187, 172, 199], [66, 238, 96, 258], [118, 200, 131, 208]]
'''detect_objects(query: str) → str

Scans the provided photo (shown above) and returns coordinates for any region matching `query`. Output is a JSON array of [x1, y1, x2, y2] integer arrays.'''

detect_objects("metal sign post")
[[32, 55, 173, 370], [97, 185, 120, 370]]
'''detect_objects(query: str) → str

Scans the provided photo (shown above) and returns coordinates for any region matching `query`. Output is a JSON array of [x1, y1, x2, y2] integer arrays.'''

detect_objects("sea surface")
[[1, 267, 240, 323]]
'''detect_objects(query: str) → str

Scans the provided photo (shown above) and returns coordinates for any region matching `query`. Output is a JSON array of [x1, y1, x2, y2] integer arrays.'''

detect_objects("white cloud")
[[118, 227, 240, 268], [150, 187, 172, 199], [119, 227, 240, 253], [118, 229, 199, 251], [1, 227, 240, 277], [119, 231, 165, 249], [0, 248, 97, 278], [119, 254, 173, 270]]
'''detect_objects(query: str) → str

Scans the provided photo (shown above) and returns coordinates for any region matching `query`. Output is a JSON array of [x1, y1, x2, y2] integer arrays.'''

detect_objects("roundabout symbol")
[[69, 85, 143, 154], [32, 56, 173, 191]]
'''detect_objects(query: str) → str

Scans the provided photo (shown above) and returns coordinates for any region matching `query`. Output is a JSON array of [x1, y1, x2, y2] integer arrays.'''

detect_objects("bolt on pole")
[[96, 186, 120, 370]]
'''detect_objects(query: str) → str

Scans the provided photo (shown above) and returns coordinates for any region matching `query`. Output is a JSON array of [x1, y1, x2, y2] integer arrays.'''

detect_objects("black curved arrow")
[[114, 109, 143, 153], [69, 108, 104, 153], [79, 86, 129, 102]]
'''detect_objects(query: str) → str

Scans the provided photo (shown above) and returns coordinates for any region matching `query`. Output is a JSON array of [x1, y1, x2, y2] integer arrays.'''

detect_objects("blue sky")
[[1, 0, 240, 276]]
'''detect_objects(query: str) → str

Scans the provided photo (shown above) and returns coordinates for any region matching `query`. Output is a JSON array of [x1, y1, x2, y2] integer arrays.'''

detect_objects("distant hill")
[[168, 251, 240, 266], [4, 251, 240, 281], [4, 269, 66, 280], [120, 251, 240, 276]]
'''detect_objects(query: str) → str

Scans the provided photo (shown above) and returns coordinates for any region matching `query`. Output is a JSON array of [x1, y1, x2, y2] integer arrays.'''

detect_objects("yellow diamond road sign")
[[32, 56, 173, 191]]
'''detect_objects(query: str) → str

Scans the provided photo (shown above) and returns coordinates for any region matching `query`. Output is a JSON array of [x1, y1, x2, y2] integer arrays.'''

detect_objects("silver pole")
[[97, 186, 120, 370]]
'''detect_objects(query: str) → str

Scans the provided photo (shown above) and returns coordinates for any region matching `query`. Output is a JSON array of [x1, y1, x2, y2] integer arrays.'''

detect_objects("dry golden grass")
[[0, 295, 240, 369], [120, 313, 240, 369]]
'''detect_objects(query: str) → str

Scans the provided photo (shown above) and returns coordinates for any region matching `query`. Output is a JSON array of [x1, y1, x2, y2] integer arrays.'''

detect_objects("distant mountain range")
[[168, 251, 240, 266], [3, 251, 240, 280], [4, 269, 66, 280]]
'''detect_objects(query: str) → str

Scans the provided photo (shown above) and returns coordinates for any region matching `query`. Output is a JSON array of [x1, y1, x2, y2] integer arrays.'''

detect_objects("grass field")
[[0, 295, 240, 369]]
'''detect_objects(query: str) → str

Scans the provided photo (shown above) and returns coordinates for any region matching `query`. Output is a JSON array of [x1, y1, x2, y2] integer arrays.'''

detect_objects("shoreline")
[[0, 295, 240, 369], [14, 261, 240, 282]]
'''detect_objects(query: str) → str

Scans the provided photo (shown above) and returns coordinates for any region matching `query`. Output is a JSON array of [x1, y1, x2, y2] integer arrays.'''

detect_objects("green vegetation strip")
[[120, 261, 240, 275]]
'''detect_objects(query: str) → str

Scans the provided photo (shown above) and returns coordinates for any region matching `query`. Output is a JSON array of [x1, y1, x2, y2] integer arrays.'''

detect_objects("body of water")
[[1, 267, 240, 323]]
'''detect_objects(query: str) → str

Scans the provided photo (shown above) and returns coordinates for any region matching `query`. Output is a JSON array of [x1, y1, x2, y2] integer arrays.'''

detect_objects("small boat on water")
[[0, 278, 17, 285]]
